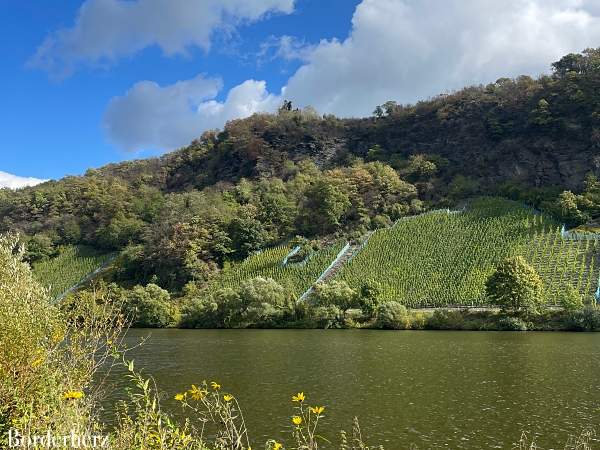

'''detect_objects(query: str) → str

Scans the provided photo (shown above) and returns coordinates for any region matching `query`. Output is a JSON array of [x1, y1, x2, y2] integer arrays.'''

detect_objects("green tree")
[[299, 178, 351, 235], [358, 281, 384, 317], [485, 256, 544, 312], [125, 284, 178, 328], [312, 280, 357, 311], [375, 301, 411, 329]]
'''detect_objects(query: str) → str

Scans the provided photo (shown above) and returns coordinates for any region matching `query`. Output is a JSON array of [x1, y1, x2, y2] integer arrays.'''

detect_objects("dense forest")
[[3, 48, 600, 328]]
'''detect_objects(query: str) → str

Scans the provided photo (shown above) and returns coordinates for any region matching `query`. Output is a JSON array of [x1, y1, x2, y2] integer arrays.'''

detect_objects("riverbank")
[[174, 305, 600, 332]]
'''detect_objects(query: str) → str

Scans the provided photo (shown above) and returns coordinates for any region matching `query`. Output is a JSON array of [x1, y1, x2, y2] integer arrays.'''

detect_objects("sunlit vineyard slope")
[[32, 246, 113, 299]]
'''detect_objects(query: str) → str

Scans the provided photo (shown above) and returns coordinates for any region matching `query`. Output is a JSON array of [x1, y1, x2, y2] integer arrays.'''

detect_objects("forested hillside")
[[2, 49, 600, 323]]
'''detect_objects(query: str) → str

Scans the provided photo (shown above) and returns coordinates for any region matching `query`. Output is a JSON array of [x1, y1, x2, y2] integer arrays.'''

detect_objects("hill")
[[3, 49, 600, 322]]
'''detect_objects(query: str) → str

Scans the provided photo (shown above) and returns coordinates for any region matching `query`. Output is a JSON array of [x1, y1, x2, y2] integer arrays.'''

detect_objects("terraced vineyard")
[[207, 241, 346, 297], [335, 198, 544, 306], [525, 229, 599, 303], [32, 245, 113, 299]]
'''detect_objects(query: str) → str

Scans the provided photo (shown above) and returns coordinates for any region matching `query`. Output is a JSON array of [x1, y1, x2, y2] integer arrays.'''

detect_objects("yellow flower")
[[189, 385, 206, 401], [174, 393, 186, 402], [292, 392, 305, 403], [62, 390, 84, 401], [223, 394, 234, 402], [291, 416, 302, 426], [272, 442, 283, 450], [31, 356, 45, 368], [310, 406, 325, 415], [211, 381, 221, 390]]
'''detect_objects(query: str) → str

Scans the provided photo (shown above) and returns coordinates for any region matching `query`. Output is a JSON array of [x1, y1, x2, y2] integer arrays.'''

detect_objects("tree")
[[228, 208, 269, 259], [299, 178, 351, 235], [358, 281, 384, 317], [125, 284, 178, 328], [312, 280, 358, 311], [485, 256, 544, 312], [375, 301, 411, 329]]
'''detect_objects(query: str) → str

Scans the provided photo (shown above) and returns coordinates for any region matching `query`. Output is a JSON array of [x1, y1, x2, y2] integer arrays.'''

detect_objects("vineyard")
[[525, 229, 599, 303], [336, 198, 544, 306], [32, 245, 113, 299], [200, 197, 600, 307], [206, 241, 346, 298]]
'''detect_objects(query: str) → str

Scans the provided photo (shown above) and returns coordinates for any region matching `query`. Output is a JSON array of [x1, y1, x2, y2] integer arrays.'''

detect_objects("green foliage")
[[564, 305, 600, 331], [485, 256, 544, 312], [311, 280, 358, 311], [375, 302, 411, 329], [206, 242, 346, 299], [32, 245, 113, 299], [339, 198, 546, 306], [496, 316, 528, 331], [124, 284, 179, 328], [358, 281, 384, 317], [558, 284, 585, 311]]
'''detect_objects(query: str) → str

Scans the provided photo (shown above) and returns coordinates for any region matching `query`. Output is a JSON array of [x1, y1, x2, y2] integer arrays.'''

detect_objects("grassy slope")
[[32, 245, 113, 298]]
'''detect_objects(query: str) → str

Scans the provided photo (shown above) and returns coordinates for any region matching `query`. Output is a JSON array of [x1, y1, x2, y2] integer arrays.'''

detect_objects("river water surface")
[[100, 330, 600, 449]]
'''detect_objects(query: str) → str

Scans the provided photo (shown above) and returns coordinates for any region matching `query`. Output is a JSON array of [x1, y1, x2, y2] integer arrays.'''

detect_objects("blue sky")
[[2, 0, 600, 187], [0, 0, 358, 181]]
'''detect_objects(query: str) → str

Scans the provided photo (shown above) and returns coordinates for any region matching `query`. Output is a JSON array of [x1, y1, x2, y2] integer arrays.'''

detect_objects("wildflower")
[[189, 385, 206, 401], [31, 356, 45, 368], [273, 442, 283, 450], [174, 393, 186, 402], [291, 416, 302, 426], [62, 390, 84, 401], [223, 394, 234, 402], [211, 381, 221, 390], [292, 392, 305, 403], [310, 406, 325, 415]]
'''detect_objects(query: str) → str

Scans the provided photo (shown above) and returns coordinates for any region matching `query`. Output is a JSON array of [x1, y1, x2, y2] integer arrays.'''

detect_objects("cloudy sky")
[[2, 0, 600, 187]]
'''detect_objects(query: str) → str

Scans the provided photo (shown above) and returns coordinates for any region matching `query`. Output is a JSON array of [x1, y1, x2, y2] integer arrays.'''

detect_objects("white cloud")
[[0, 171, 47, 189], [104, 0, 600, 152], [29, 0, 295, 76], [258, 35, 315, 64], [104, 75, 280, 152], [281, 0, 600, 117]]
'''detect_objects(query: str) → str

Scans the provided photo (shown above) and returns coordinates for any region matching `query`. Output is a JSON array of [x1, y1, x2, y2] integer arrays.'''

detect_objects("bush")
[[558, 285, 585, 311], [497, 316, 528, 331], [358, 281, 384, 317], [485, 256, 544, 312], [375, 302, 411, 329], [426, 309, 467, 330], [565, 306, 600, 331], [310, 305, 344, 329], [312, 280, 357, 311], [125, 284, 179, 328]]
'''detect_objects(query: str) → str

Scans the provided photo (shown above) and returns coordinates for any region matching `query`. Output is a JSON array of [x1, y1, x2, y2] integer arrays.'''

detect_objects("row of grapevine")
[[32, 245, 114, 299], [524, 228, 600, 302], [206, 242, 346, 297], [336, 198, 556, 307]]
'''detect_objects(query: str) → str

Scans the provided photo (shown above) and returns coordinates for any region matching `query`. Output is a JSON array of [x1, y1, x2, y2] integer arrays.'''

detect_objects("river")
[[98, 330, 600, 449]]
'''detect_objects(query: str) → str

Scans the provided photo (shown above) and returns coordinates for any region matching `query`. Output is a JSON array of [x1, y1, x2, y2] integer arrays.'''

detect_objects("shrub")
[[426, 309, 466, 330], [312, 280, 357, 311], [497, 316, 528, 331], [310, 305, 344, 329], [565, 305, 600, 331], [239, 277, 287, 308], [375, 302, 411, 329], [485, 256, 544, 312], [358, 281, 384, 317], [125, 284, 179, 328], [558, 285, 585, 311]]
